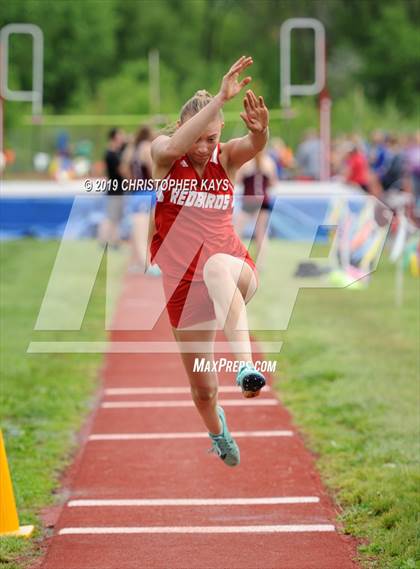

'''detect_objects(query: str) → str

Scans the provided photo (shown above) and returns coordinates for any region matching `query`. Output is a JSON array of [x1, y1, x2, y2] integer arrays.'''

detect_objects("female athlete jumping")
[[150, 56, 269, 467]]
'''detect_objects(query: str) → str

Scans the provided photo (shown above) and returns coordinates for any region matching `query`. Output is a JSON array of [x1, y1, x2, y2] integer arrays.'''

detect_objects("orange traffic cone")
[[0, 430, 34, 537]]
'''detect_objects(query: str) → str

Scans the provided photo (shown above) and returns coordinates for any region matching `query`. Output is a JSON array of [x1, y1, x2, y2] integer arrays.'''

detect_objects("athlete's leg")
[[98, 217, 111, 245], [254, 209, 269, 270], [131, 212, 150, 268], [203, 253, 264, 398], [172, 322, 222, 435], [203, 253, 257, 364], [99, 219, 120, 247], [109, 220, 120, 247], [102, 196, 123, 247]]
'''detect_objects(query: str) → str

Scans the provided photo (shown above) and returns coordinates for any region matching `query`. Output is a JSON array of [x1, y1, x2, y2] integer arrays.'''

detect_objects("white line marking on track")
[[101, 399, 278, 408], [88, 431, 293, 441], [59, 524, 335, 535], [104, 386, 270, 395], [68, 497, 320, 507], [28, 341, 283, 354]]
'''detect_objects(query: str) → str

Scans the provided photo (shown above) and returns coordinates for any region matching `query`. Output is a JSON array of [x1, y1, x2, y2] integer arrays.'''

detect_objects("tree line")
[[1, 0, 419, 117]]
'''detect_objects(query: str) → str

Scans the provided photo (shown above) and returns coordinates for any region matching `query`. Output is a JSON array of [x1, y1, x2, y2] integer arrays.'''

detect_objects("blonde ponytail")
[[180, 90, 223, 123]]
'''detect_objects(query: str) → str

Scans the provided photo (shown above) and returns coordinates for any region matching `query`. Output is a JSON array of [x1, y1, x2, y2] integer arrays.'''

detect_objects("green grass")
[[251, 241, 419, 569], [0, 239, 117, 568]]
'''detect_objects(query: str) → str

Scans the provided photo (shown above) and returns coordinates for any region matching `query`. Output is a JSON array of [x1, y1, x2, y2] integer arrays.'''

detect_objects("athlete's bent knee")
[[203, 256, 230, 286], [191, 386, 218, 404]]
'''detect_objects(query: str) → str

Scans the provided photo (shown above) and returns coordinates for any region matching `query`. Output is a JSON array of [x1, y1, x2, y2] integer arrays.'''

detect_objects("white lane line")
[[101, 399, 278, 408], [28, 341, 283, 354], [88, 431, 293, 441], [104, 386, 270, 395], [68, 497, 320, 507], [59, 524, 335, 535]]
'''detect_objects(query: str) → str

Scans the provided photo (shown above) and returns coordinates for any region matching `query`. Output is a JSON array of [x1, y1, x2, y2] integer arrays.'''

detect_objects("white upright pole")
[[280, 18, 330, 180], [0, 24, 44, 119], [280, 18, 326, 108], [319, 94, 331, 181]]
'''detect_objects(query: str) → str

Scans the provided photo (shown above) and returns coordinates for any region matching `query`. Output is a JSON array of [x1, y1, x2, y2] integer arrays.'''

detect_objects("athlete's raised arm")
[[224, 89, 269, 170], [152, 56, 253, 170]]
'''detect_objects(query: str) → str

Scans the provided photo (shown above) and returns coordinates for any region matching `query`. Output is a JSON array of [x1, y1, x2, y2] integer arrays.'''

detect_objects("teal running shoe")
[[236, 362, 266, 397], [208, 406, 240, 467]]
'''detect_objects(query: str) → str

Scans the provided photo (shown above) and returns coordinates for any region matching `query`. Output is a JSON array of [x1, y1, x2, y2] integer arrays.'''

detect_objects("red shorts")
[[162, 257, 258, 329]]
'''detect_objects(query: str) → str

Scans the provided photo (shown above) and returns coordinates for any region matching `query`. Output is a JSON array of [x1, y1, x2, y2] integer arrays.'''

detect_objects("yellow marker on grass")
[[0, 430, 34, 537]]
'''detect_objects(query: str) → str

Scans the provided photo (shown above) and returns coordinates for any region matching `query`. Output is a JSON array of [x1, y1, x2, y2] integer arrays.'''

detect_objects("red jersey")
[[346, 151, 370, 186], [150, 144, 255, 281]]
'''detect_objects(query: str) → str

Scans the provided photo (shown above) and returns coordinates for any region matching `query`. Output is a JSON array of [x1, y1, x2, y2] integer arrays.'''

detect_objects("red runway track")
[[39, 273, 361, 569]]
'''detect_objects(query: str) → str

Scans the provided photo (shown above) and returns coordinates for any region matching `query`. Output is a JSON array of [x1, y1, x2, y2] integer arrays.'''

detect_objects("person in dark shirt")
[[120, 125, 159, 274], [381, 135, 407, 192], [235, 150, 277, 272], [98, 128, 126, 248]]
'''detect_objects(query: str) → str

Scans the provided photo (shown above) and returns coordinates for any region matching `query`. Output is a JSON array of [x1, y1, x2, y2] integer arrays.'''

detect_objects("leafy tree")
[[360, 3, 420, 110], [0, 0, 118, 110], [1, 0, 418, 116]]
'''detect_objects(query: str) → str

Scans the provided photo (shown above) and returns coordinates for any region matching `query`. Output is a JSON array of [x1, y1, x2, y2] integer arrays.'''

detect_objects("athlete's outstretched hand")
[[240, 90, 269, 134], [218, 56, 253, 103]]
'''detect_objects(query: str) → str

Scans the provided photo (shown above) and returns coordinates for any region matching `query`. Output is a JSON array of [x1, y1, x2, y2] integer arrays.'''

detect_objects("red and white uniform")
[[150, 144, 256, 327]]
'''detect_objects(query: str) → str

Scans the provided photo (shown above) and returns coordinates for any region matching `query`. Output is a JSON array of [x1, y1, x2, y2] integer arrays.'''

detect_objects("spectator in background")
[[50, 130, 73, 180], [343, 136, 371, 193], [405, 130, 420, 205], [369, 130, 388, 178], [120, 125, 160, 275], [98, 127, 126, 249], [56, 131, 71, 158], [330, 135, 347, 177], [380, 135, 407, 192], [268, 137, 294, 180], [404, 131, 420, 220], [235, 150, 277, 271], [371, 134, 415, 224], [296, 130, 321, 180]]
